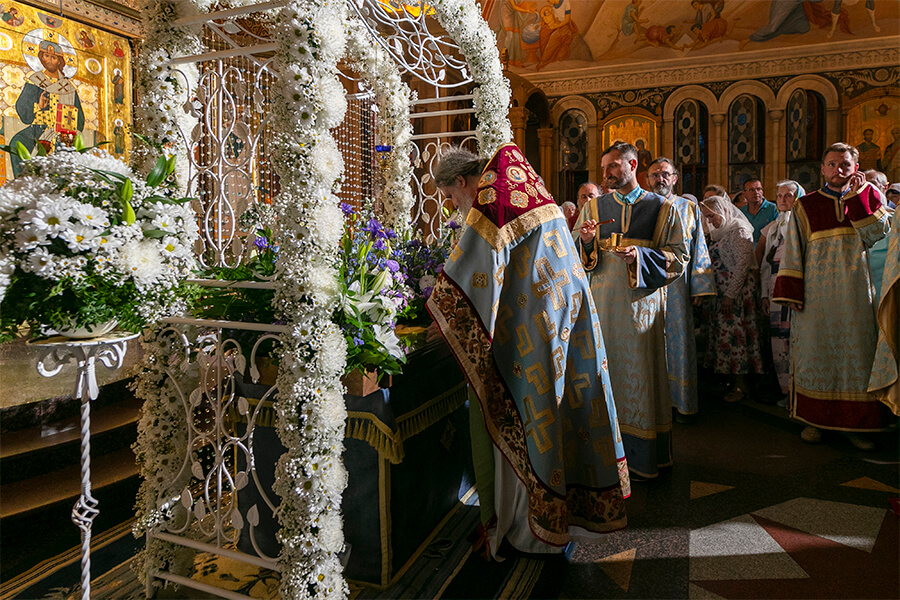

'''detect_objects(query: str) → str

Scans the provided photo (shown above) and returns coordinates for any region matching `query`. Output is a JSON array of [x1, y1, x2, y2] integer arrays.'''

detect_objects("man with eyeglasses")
[[648, 158, 716, 424], [739, 178, 778, 244]]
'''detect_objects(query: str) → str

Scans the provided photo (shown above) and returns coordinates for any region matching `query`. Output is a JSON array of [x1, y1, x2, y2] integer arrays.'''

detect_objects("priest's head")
[[821, 142, 860, 189], [434, 147, 488, 220], [601, 142, 639, 194]]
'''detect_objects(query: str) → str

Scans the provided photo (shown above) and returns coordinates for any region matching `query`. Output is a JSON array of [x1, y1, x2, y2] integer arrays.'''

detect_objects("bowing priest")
[[774, 142, 892, 451], [574, 142, 688, 480], [427, 145, 630, 559], [647, 158, 716, 423]]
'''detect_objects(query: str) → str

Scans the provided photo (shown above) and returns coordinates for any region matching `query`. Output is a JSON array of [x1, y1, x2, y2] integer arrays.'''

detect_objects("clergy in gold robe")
[[774, 142, 892, 450], [428, 144, 629, 558], [575, 143, 688, 478]]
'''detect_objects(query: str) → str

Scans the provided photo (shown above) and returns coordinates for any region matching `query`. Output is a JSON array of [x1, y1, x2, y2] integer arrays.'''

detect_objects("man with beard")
[[647, 158, 715, 423], [574, 142, 687, 479], [774, 142, 892, 451], [428, 145, 629, 559]]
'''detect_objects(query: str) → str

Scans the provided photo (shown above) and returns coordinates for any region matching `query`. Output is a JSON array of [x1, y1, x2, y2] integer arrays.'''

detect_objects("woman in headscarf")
[[700, 195, 764, 402], [756, 180, 805, 404]]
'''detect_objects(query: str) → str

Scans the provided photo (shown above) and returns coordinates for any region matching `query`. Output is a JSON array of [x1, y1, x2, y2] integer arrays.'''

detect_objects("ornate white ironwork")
[[143, 323, 284, 562], [28, 332, 138, 600], [349, 0, 472, 89]]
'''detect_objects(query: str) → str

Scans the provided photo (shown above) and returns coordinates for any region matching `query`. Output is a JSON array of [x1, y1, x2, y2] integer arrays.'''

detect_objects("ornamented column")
[[537, 127, 555, 197], [509, 106, 528, 149], [768, 109, 785, 192], [711, 113, 726, 188]]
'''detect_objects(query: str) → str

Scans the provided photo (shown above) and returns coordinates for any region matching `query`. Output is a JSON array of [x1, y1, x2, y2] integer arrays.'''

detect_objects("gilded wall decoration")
[[0, 0, 131, 184], [845, 97, 900, 182], [601, 114, 656, 187]]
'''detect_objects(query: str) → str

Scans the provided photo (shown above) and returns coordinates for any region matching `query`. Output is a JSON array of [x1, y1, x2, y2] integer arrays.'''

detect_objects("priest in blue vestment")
[[427, 144, 629, 559], [648, 158, 715, 422], [575, 142, 688, 479]]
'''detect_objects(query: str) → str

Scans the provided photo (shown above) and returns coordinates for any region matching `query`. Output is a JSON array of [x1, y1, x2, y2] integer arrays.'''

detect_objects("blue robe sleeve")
[[627, 200, 688, 290]]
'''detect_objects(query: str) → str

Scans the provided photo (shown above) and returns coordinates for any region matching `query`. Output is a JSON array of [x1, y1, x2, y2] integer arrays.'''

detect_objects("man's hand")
[[692, 296, 703, 307], [611, 245, 637, 264], [578, 219, 597, 244], [38, 91, 50, 110], [762, 297, 770, 314], [847, 171, 866, 196]]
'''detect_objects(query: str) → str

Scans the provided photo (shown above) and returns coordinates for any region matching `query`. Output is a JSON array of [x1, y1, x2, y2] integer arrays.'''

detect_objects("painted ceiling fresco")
[[483, 0, 900, 72]]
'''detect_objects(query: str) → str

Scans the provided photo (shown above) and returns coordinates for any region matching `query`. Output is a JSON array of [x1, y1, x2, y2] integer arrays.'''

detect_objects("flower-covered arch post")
[[267, 0, 350, 597]]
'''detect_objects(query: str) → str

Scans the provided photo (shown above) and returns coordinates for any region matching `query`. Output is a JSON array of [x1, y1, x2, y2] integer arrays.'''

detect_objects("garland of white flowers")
[[267, 0, 349, 597], [344, 16, 415, 234], [430, 0, 512, 156], [133, 0, 201, 189], [129, 0, 203, 589], [131, 326, 198, 589]]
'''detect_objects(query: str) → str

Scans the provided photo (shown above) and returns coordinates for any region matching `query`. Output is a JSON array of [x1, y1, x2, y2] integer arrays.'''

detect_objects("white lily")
[[373, 324, 404, 359]]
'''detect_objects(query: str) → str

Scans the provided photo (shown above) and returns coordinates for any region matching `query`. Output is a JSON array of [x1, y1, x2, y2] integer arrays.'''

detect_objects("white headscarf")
[[702, 195, 754, 243]]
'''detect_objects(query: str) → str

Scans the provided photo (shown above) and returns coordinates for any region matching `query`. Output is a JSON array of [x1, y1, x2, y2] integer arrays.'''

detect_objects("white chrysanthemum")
[[26, 199, 74, 235], [23, 247, 54, 277], [307, 264, 341, 307], [0, 254, 13, 302], [60, 224, 100, 252], [308, 201, 343, 249], [116, 239, 166, 288], [14, 226, 47, 251], [72, 204, 110, 229], [0, 188, 22, 220], [317, 326, 346, 377], [319, 389, 347, 430], [318, 510, 343, 553], [418, 273, 436, 292], [310, 138, 343, 186], [317, 75, 346, 130]]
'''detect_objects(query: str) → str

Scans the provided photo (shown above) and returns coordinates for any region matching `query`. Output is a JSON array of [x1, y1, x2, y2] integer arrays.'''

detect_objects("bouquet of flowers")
[[0, 139, 199, 341], [335, 202, 413, 375], [395, 217, 460, 323]]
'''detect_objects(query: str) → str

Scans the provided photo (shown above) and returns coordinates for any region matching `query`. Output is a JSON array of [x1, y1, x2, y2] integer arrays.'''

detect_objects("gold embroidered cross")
[[531, 257, 570, 311]]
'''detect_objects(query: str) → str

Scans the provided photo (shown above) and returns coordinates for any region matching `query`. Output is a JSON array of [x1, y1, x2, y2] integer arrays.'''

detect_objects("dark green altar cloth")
[[233, 340, 472, 587]]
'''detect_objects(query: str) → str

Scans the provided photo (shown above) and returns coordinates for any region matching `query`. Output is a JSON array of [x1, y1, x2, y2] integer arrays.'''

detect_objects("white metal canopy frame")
[[131, 0, 511, 598]]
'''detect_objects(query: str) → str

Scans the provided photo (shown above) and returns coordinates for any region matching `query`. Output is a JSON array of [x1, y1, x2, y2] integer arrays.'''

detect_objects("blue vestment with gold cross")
[[427, 144, 629, 555], [574, 188, 688, 479]]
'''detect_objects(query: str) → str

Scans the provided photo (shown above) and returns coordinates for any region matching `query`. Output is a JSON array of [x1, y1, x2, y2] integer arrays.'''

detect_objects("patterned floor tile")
[[751, 498, 887, 552], [690, 481, 734, 500], [689, 514, 808, 581], [594, 548, 636, 592], [840, 476, 900, 493]]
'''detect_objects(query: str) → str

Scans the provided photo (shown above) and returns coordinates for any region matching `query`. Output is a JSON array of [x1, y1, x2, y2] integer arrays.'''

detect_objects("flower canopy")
[[131, 1, 511, 598]]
